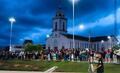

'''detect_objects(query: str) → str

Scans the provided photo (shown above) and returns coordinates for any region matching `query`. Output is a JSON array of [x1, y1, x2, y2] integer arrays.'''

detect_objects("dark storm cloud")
[[30, 0, 58, 15], [16, 15, 52, 29], [0, 0, 120, 46], [0, 34, 10, 40], [61, 0, 120, 23]]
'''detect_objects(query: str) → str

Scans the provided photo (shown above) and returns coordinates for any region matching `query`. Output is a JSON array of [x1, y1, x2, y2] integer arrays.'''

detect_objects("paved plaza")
[[0, 71, 43, 73], [0, 71, 79, 73]]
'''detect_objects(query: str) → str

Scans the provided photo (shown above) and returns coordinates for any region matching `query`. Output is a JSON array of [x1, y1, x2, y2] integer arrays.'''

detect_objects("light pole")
[[79, 24, 92, 50], [107, 36, 111, 49], [70, 0, 79, 49], [72, 0, 75, 49], [9, 17, 16, 52], [46, 34, 50, 50], [101, 40, 104, 45], [88, 29, 92, 49], [101, 40, 104, 51]]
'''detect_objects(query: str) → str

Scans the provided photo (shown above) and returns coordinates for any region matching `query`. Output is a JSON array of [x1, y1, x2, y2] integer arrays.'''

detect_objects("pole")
[[110, 38, 112, 49], [72, 0, 75, 49], [10, 22, 13, 51], [9, 17, 15, 52], [89, 29, 91, 50], [114, 0, 117, 36]]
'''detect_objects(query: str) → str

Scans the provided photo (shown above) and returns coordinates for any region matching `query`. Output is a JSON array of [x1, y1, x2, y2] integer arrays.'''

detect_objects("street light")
[[107, 36, 111, 49], [9, 17, 16, 51], [101, 40, 104, 48], [100, 40, 105, 52], [107, 36, 111, 39], [79, 24, 85, 30], [69, 0, 79, 4], [79, 23, 91, 49], [101, 40, 104, 43], [69, 0, 79, 49], [46, 34, 50, 38]]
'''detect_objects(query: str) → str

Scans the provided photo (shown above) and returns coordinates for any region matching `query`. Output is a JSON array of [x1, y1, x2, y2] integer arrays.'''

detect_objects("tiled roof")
[[62, 33, 110, 42], [62, 33, 88, 41]]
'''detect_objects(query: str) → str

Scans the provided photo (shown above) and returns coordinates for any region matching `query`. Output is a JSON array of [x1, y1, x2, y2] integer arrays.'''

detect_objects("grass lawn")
[[0, 60, 120, 73]]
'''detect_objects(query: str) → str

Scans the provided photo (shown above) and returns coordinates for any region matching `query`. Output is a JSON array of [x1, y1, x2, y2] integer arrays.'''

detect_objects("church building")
[[46, 8, 118, 51]]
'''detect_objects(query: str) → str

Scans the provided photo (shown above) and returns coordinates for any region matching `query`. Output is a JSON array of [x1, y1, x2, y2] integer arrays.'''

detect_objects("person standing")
[[94, 53, 104, 73]]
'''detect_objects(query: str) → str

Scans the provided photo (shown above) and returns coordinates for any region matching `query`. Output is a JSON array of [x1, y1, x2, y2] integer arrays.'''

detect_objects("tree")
[[112, 44, 120, 51], [24, 43, 43, 52]]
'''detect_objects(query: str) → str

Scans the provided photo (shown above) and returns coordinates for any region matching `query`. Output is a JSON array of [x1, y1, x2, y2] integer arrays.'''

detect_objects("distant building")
[[10, 45, 23, 52], [46, 8, 118, 51], [9, 40, 33, 52]]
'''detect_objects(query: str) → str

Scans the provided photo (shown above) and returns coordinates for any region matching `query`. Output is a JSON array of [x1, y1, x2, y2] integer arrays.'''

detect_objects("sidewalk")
[[0, 71, 81, 73], [0, 71, 43, 73]]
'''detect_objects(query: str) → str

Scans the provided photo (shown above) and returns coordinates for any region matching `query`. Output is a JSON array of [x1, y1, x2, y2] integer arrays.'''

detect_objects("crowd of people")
[[0, 48, 120, 64]]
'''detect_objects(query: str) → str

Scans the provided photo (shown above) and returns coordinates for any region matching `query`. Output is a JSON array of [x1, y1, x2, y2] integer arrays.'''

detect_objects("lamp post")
[[79, 24, 92, 50], [107, 36, 111, 49], [88, 29, 92, 49], [70, 0, 79, 49], [72, 0, 75, 49], [101, 40, 104, 51], [9, 17, 16, 52], [101, 40, 104, 45], [46, 34, 50, 50]]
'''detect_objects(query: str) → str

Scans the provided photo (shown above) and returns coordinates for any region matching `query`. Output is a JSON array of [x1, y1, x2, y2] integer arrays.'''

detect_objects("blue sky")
[[0, 0, 120, 46]]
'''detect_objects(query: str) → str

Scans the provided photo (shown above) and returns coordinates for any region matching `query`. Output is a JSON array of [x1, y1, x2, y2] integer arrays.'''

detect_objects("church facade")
[[46, 8, 118, 51]]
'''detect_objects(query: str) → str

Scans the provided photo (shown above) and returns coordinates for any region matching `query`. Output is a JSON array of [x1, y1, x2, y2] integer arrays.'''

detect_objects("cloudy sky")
[[0, 0, 120, 46]]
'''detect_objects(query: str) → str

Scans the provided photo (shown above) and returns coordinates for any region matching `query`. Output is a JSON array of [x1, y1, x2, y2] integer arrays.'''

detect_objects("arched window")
[[63, 22, 65, 31], [59, 14, 61, 16], [55, 22, 57, 31]]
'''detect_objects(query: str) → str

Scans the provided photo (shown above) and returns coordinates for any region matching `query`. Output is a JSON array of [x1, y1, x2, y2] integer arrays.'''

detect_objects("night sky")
[[0, 0, 120, 46]]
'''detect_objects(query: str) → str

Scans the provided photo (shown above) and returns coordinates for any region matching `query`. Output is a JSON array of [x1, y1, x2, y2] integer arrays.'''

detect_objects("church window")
[[59, 14, 61, 16], [55, 34, 57, 37], [59, 20, 61, 29], [55, 22, 57, 31], [63, 22, 65, 31]]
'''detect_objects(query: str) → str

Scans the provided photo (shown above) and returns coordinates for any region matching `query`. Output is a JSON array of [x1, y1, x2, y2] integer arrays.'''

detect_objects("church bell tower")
[[52, 8, 67, 33]]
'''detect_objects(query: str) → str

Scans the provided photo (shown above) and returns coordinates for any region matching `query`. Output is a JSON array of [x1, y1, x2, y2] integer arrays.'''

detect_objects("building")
[[46, 8, 118, 51], [10, 45, 23, 52]]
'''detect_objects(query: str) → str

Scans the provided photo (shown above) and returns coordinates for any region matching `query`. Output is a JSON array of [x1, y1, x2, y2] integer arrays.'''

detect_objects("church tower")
[[52, 8, 67, 33]]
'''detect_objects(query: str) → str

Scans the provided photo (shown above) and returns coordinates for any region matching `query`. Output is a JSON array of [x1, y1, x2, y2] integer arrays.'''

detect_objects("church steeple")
[[52, 8, 67, 33]]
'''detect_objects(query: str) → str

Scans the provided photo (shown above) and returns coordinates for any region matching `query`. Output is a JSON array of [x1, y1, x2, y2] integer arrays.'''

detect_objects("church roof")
[[90, 36, 109, 42], [62, 33, 88, 41], [62, 33, 111, 42]]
